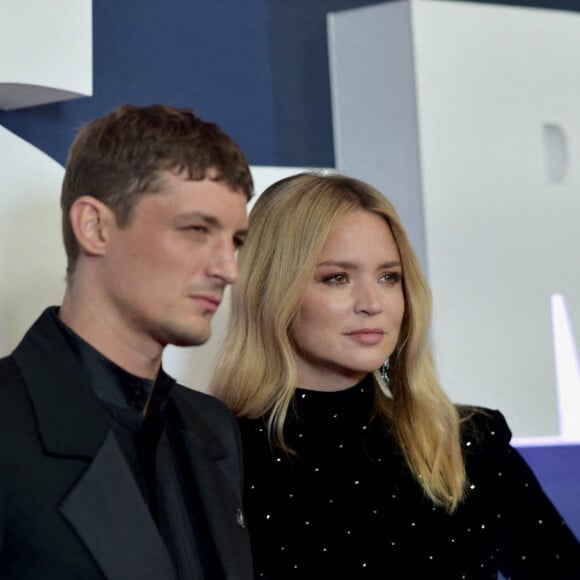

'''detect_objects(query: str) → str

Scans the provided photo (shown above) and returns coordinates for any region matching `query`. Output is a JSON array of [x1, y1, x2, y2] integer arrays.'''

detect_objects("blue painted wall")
[[1, 0, 579, 167], [0, 0, 277, 166], [519, 445, 580, 539]]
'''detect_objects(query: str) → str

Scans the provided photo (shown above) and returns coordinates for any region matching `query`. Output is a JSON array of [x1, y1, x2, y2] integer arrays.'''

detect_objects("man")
[[0, 104, 254, 579]]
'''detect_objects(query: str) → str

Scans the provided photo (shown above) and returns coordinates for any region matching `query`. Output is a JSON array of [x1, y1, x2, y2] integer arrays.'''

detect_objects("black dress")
[[238, 376, 580, 579]]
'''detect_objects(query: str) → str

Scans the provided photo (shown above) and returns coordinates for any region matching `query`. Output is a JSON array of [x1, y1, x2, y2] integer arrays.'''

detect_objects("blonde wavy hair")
[[211, 172, 467, 512]]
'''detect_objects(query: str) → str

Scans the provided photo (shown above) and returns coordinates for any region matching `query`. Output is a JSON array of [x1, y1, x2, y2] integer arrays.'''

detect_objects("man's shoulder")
[[0, 352, 16, 371], [169, 385, 243, 483], [0, 353, 37, 451], [170, 384, 238, 441], [0, 353, 23, 392], [171, 383, 232, 415]]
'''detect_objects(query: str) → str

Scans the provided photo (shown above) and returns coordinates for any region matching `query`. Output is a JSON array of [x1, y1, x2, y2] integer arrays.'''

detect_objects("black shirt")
[[54, 308, 223, 580], [56, 309, 173, 513]]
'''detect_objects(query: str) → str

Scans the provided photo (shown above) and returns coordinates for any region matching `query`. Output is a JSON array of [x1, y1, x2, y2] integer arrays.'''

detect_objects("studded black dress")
[[238, 376, 580, 579]]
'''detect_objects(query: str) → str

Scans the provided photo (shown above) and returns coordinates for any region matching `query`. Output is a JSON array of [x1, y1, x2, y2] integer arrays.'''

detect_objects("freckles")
[[387, 300, 405, 321], [305, 300, 346, 324], [383, 291, 405, 319], [320, 296, 346, 313]]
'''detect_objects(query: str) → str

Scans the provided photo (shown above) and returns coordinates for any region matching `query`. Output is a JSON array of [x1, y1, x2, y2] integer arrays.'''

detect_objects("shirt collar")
[[51, 308, 176, 417]]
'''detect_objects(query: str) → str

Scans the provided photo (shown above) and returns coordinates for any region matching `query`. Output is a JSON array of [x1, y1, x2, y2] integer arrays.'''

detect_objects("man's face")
[[101, 171, 248, 349]]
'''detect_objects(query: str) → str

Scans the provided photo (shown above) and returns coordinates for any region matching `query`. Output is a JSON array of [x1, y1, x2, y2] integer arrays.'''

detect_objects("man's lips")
[[345, 329, 385, 345], [190, 294, 222, 313]]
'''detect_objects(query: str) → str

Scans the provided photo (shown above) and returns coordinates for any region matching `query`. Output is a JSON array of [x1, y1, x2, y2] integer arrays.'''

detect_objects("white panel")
[[328, 2, 428, 271], [0, 126, 66, 352], [413, 0, 580, 438], [0, 0, 92, 109], [329, 0, 580, 439]]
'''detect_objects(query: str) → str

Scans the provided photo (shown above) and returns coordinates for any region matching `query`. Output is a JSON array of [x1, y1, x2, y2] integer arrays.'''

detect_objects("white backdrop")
[[328, 0, 580, 442], [3, 0, 579, 444]]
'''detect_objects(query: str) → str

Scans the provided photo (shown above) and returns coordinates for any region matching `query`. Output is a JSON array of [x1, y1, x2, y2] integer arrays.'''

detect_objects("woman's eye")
[[324, 273, 348, 285], [380, 272, 403, 284]]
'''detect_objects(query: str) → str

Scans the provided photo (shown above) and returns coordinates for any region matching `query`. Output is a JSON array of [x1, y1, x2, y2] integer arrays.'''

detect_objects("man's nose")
[[207, 239, 239, 285]]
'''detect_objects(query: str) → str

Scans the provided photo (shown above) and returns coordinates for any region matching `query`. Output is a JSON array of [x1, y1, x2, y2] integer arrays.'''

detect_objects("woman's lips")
[[345, 329, 385, 345]]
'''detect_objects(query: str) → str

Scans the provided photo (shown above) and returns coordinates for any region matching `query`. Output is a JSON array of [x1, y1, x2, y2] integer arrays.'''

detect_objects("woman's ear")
[[68, 196, 113, 257]]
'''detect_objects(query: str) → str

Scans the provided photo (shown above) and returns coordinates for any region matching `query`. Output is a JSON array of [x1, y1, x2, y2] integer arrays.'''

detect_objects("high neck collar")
[[289, 374, 376, 429]]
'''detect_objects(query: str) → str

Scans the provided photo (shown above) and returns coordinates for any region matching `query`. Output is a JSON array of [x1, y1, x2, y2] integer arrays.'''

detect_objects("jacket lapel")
[[60, 431, 176, 580], [13, 309, 176, 579], [14, 308, 110, 458], [172, 393, 253, 580]]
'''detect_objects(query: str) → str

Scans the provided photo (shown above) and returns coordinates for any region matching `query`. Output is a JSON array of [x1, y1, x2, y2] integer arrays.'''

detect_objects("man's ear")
[[69, 196, 114, 257]]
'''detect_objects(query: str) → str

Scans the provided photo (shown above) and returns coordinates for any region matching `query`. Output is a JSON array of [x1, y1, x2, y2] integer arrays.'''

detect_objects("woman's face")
[[293, 210, 405, 391]]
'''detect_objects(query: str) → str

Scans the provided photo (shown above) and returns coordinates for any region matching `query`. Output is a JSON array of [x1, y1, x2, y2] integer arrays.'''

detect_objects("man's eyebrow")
[[174, 212, 248, 238], [173, 211, 220, 226]]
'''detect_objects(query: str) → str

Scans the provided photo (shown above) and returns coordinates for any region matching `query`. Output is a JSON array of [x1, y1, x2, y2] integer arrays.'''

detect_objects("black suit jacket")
[[0, 309, 253, 580]]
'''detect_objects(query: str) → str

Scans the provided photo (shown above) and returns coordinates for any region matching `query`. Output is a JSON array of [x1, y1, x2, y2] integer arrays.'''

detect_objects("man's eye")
[[184, 225, 209, 234]]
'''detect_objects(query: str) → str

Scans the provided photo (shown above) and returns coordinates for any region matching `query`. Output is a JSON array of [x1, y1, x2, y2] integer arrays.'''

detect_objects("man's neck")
[[59, 294, 163, 381]]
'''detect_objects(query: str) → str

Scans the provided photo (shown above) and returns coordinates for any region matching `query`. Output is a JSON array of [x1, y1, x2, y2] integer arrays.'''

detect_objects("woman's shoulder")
[[457, 405, 512, 455], [236, 415, 270, 447]]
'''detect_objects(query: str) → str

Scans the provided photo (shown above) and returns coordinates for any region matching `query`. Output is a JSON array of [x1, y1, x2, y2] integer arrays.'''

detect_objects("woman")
[[212, 173, 579, 579]]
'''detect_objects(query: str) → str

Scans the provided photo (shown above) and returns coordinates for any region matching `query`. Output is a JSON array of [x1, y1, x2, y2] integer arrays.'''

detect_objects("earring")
[[381, 359, 390, 384]]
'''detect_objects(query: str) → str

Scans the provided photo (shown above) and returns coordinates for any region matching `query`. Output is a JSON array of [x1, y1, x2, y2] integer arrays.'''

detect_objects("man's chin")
[[161, 323, 211, 348], [172, 333, 210, 348]]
